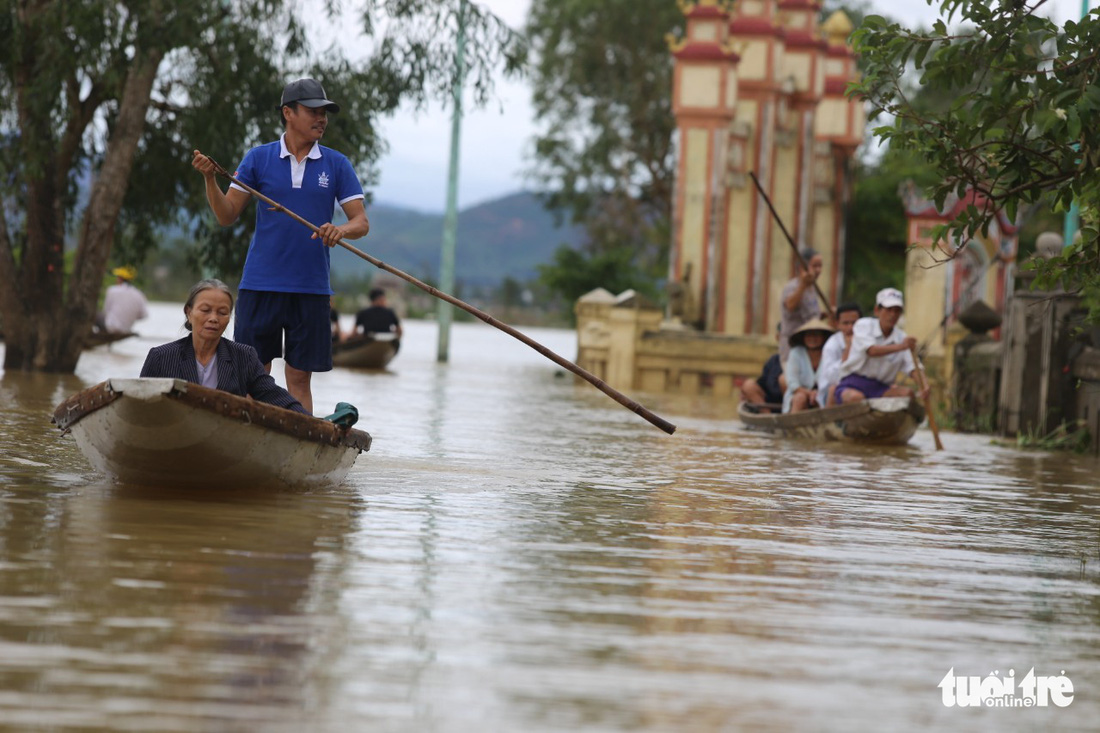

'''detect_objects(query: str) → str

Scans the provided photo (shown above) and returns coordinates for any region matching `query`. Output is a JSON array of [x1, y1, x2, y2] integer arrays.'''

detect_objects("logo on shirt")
[[317, 171, 330, 188]]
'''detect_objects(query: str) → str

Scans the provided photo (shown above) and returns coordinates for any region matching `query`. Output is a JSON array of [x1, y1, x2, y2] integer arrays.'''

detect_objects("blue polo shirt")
[[231, 135, 364, 294]]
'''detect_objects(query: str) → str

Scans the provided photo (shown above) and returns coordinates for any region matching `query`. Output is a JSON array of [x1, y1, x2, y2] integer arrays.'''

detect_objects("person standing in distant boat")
[[95, 266, 148, 335], [354, 287, 402, 340], [191, 78, 369, 414], [834, 287, 930, 405], [778, 248, 824, 368]]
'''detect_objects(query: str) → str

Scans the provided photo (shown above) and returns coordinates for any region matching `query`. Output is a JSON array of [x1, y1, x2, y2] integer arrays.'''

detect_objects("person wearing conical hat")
[[783, 317, 834, 413], [94, 265, 148, 335], [834, 287, 930, 404]]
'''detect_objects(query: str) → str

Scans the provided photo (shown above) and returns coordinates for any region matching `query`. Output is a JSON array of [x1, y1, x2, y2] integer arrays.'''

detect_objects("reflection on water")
[[0, 302, 1098, 731]]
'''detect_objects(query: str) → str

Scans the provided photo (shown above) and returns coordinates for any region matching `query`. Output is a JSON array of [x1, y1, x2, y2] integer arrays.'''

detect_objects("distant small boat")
[[332, 332, 399, 369], [0, 329, 134, 349], [85, 330, 136, 348], [52, 378, 371, 488], [738, 396, 926, 445]]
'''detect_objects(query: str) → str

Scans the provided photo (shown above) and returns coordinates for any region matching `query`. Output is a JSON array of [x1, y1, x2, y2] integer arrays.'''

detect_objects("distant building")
[[899, 182, 1019, 356]]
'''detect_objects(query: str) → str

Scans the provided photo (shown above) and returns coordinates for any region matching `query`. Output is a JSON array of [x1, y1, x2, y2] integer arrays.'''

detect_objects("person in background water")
[[818, 302, 862, 407], [782, 318, 834, 413], [739, 322, 787, 413], [354, 287, 402, 340], [778, 248, 824, 368], [330, 295, 344, 343], [95, 266, 148, 335], [140, 279, 308, 414], [191, 77, 369, 414], [834, 287, 930, 405]]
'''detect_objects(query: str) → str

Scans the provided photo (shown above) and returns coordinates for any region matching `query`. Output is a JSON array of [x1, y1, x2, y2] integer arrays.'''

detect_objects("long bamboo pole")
[[748, 171, 835, 320], [910, 345, 944, 451], [206, 157, 677, 435]]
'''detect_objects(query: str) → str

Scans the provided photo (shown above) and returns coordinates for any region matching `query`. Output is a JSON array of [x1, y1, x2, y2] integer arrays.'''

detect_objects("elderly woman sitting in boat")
[[140, 279, 309, 414], [782, 318, 835, 413]]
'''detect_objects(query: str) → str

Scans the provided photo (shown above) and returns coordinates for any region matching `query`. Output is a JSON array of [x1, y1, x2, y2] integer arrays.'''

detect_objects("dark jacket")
[[140, 335, 308, 414]]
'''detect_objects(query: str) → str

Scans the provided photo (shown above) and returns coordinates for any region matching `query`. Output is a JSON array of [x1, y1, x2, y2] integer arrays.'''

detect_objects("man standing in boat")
[[833, 288, 930, 405], [191, 78, 370, 414], [778, 248, 825, 368]]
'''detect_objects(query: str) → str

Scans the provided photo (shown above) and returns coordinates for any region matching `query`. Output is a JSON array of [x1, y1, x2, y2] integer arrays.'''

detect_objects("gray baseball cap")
[[277, 78, 340, 112]]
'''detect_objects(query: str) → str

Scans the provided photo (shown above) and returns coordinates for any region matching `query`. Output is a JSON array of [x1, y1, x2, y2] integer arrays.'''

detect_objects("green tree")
[[526, 0, 708, 311], [537, 246, 647, 324], [0, 0, 522, 373], [850, 0, 1100, 320], [844, 148, 941, 306]]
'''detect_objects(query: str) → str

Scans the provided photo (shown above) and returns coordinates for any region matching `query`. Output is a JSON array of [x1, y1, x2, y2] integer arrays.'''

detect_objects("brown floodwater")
[[0, 302, 1097, 731]]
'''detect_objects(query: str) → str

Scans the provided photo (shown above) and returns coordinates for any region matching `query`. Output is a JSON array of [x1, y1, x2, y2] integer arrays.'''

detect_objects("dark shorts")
[[834, 374, 891, 402], [235, 290, 333, 372]]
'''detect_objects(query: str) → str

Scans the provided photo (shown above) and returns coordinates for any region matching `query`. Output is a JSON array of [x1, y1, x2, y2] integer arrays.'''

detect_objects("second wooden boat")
[[332, 333, 399, 369], [738, 396, 926, 445], [52, 378, 371, 488], [85, 330, 136, 348], [0, 329, 134, 349]]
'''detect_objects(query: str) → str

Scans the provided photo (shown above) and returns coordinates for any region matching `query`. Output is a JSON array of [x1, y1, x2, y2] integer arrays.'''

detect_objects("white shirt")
[[102, 282, 149, 334], [817, 330, 847, 399], [839, 316, 915, 383]]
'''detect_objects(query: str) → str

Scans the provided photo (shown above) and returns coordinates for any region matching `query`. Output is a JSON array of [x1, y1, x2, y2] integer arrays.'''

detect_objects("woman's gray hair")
[[183, 278, 234, 331]]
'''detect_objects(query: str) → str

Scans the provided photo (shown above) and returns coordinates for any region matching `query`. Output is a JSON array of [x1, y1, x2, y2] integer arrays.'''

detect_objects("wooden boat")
[[332, 333, 399, 369], [1, 329, 135, 348], [738, 396, 926, 445], [85, 330, 136, 348], [52, 378, 371, 488]]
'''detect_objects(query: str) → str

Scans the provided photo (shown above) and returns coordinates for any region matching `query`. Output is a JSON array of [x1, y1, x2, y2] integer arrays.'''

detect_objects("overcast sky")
[[371, 0, 1093, 212]]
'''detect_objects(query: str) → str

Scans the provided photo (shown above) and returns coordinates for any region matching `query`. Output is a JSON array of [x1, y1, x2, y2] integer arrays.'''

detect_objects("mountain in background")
[[332, 191, 584, 288]]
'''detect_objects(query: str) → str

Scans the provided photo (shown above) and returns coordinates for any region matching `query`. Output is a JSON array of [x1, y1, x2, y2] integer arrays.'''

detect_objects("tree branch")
[[67, 44, 165, 321], [56, 75, 103, 197]]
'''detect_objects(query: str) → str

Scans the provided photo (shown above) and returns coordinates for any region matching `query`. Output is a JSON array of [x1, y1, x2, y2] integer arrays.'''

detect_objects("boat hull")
[[738, 396, 925, 445], [53, 378, 371, 489], [332, 335, 398, 369], [85, 330, 136, 348]]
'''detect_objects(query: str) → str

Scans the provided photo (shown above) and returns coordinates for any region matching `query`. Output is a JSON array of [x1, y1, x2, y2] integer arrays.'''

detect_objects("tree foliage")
[[188, 0, 525, 280], [850, 0, 1100, 320], [844, 148, 941, 308], [525, 0, 691, 308], [0, 0, 522, 372]]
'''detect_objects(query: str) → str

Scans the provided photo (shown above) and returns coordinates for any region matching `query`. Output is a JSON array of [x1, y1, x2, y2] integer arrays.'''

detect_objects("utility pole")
[[1063, 0, 1092, 247], [437, 0, 467, 363]]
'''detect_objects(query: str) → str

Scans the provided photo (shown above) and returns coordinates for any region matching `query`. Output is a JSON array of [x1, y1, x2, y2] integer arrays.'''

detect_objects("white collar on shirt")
[[279, 133, 321, 161], [279, 133, 322, 189]]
